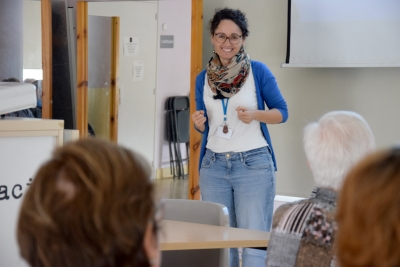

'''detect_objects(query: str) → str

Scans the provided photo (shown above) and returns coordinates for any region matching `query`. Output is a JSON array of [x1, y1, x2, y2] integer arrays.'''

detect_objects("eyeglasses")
[[214, 33, 242, 45], [151, 200, 165, 233], [154, 200, 165, 224]]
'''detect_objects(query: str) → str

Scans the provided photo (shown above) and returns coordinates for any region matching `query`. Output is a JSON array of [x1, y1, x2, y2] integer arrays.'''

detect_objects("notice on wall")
[[132, 61, 144, 81], [124, 37, 139, 56]]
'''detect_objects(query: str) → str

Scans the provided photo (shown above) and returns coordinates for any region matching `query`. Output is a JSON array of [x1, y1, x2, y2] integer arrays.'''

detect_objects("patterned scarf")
[[206, 47, 250, 99]]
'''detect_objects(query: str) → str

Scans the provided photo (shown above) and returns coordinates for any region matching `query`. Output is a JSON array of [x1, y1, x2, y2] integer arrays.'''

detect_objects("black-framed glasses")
[[214, 33, 242, 44], [154, 200, 165, 224]]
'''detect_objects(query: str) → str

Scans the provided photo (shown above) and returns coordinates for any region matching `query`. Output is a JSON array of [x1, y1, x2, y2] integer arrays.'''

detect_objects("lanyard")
[[221, 99, 230, 134], [221, 98, 229, 123]]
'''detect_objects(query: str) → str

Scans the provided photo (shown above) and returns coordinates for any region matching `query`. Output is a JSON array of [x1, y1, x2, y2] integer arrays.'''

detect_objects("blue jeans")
[[199, 146, 276, 267]]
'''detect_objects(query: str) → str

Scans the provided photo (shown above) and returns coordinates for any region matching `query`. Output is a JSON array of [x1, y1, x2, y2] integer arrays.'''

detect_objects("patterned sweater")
[[266, 187, 338, 267]]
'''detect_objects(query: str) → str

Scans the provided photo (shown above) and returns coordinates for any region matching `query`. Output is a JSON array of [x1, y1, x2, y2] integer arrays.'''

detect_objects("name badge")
[[216, 125, 233, 140]]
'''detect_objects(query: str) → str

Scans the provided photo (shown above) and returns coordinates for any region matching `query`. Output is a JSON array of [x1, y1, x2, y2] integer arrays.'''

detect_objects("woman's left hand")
[[236, 106, 255, 124]]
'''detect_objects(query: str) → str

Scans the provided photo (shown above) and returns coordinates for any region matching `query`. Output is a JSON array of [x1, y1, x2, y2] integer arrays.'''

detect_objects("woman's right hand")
[[191, 110, 206, 132]]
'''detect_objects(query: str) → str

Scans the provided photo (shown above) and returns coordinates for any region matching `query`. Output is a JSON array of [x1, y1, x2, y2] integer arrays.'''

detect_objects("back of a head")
[[17, 138, 157, 267], [2, 77, 21, 82], [336, 148, 400, 267], [303, 111, 375, 190]]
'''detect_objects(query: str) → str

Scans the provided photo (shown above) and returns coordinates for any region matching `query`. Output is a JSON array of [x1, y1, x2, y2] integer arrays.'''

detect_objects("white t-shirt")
[[204, 67, 268, 153]]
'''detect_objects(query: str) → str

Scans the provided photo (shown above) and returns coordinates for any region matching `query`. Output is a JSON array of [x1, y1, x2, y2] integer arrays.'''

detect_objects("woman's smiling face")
[[211, 19, 245, 66]]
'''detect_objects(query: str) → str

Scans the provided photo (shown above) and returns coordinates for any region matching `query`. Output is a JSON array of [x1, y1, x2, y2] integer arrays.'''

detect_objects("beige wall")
[[203, 0, 400, 197]]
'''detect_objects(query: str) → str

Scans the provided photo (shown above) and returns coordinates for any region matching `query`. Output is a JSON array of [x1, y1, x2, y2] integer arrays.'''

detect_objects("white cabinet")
[[0, 118, 64, 266]]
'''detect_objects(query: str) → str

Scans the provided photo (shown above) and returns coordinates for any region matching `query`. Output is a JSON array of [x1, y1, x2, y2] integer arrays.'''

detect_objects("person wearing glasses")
[[336, 147, 400, 267], [191, 7, 288, 267], [17, 138, 161, 267]]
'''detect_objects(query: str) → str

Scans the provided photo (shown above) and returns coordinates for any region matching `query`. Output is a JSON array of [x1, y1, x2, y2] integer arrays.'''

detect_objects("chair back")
[[161, 199, 229, 267]]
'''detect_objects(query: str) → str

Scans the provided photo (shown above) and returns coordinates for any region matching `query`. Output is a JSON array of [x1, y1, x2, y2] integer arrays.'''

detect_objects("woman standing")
[[191, 8, 288, 267]]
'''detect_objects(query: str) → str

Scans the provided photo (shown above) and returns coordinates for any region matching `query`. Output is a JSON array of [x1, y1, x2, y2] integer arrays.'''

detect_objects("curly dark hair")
[[209, 8, 249, 37]]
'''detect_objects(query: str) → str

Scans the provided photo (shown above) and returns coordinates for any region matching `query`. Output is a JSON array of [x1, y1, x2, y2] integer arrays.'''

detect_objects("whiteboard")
[[284, 0, 400, 67], [0, 136, 56, 266]]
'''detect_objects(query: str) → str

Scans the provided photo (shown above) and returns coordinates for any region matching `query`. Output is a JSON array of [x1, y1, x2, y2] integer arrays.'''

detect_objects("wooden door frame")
[[188, 0, 203, 200], [41, 0, 52, 119], [76, 1, 88, 137], [110, 17, 120, 142]]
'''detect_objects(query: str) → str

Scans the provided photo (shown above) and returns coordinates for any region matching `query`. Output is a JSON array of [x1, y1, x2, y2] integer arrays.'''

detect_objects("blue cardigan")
[[195, 60, 288, 171]]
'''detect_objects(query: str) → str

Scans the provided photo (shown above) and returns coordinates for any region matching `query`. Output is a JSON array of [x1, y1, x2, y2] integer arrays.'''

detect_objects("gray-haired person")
[[266, 111, 375, 267]]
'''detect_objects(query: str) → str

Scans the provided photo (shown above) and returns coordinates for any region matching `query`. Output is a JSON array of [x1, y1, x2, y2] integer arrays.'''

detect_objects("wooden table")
[[160, 220, 270, 251]]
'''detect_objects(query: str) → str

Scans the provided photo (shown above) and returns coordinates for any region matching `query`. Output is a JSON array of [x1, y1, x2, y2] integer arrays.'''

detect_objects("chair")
[[165, 96, 190, 179], [161, 199, 229, 267]]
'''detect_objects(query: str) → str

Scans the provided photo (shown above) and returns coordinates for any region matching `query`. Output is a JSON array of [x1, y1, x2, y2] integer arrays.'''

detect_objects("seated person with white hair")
[[266, 111, 375, 267]]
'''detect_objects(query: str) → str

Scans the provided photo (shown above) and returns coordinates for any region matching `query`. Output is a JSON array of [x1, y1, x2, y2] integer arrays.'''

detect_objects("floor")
[[154, 177, 189, 200]]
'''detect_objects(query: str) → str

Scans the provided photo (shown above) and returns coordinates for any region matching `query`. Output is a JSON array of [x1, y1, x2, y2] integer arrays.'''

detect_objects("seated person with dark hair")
[[17, 138, 161, 267], [24, 78, 42, 118], [266, 111, 375, 267]]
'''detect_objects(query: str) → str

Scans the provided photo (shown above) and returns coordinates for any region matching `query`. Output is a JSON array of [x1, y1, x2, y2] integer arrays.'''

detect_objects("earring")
[[213, 49, 215, 53]]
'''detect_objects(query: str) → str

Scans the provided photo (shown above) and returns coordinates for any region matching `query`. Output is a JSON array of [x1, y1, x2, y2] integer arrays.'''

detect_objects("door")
[[87, 15, 119, 140], [88, 1, 158, 165]]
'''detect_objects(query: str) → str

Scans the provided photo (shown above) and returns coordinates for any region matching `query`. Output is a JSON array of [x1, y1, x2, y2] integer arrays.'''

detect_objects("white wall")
[[154, 0, 191, 169], [23, 0, 42, 70], [203, 0, 400, 197]]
